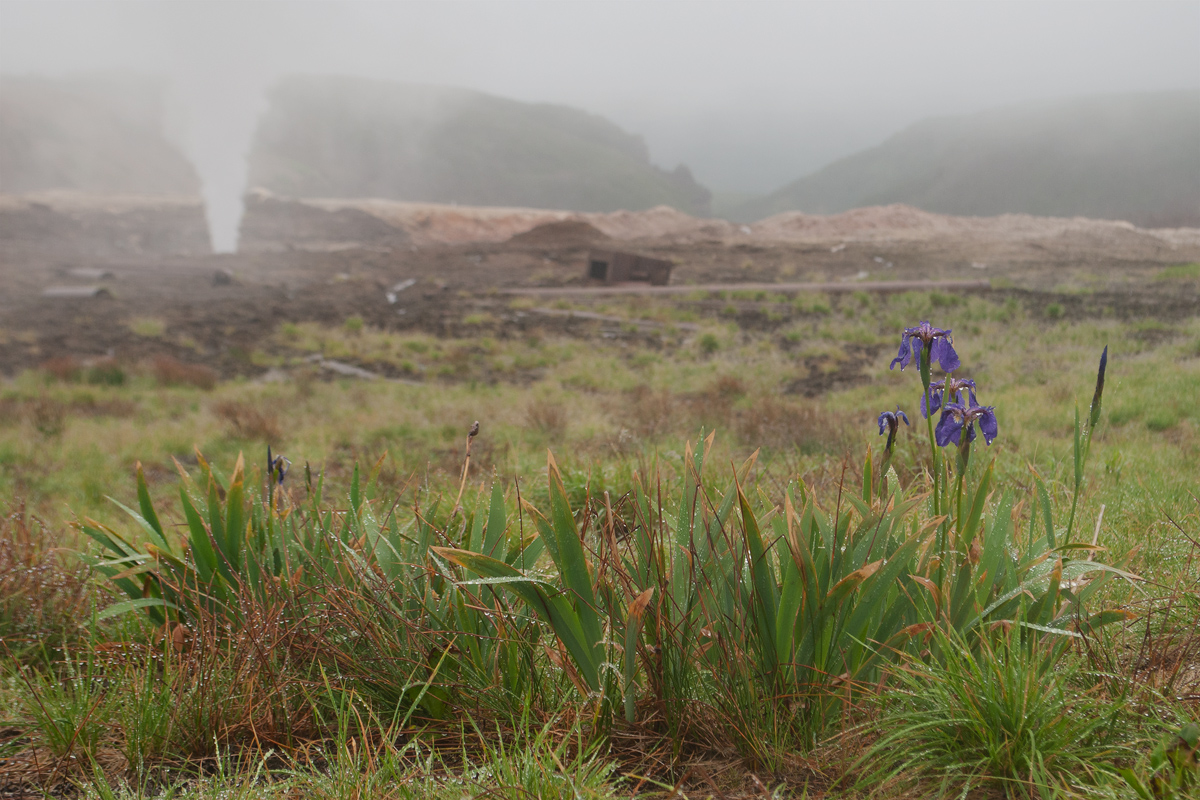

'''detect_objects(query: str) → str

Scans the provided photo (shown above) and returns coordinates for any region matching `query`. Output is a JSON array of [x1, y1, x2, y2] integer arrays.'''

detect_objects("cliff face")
[[0, 76, 200, 196], [246, 76, 712, 216], [733, 91, 1200, 228]]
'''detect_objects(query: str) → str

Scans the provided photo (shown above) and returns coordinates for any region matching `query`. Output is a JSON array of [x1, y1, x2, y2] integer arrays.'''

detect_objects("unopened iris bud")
[[877, 406, 910, 452], [266, 445, 290, 485]]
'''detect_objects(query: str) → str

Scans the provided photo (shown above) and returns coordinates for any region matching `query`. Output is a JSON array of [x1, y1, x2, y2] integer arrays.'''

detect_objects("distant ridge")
[[732, 91, 1200, 227], [247, 76, 712, 216]]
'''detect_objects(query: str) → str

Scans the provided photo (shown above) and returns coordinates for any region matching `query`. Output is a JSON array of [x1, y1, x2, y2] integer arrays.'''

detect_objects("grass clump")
[[128, 317, 166, 338], [859, 628, 1133, 797]]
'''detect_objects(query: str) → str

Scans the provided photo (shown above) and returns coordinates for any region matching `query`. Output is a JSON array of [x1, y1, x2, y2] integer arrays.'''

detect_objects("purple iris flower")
[[935, 401, 999, 447], [920, 376, 978, 419], [890, 321, 960, 373], [878, 406, 909, 451]]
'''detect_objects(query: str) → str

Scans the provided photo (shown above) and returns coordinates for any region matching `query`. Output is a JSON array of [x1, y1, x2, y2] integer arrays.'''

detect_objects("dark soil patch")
[[505, 219, 611, 249]]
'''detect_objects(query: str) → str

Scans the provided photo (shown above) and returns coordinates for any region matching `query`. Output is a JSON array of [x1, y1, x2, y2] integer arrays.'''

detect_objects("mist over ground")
[[1, 1, 1197, 250]]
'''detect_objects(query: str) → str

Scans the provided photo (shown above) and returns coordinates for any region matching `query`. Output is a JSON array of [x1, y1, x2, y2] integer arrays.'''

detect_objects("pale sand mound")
[[14, 191, 1198, 253], [586, 205, 738, 241], [310, 196, 1199, 252], [294, 197, 738, 245], [751, 203, 1200, 250], [300, 196, 572, 245]]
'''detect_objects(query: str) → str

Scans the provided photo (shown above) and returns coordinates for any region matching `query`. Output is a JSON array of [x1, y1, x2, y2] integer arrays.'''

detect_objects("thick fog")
[[2, 0, 1197, 251]]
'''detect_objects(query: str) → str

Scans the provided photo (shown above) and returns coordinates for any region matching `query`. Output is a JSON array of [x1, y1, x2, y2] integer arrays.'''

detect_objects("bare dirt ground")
[[2, 192, 1198, 379]]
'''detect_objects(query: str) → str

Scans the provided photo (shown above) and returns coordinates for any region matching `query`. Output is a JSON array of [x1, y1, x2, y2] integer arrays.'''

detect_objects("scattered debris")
[[64, 268, 115, 280], [305, 355, 379, 380], [302, 354, 422, 385], [971, 261, 988, 269], [41, 285, 112, 298], [529, 307, 698, 331], [257, 368, 290, 383], [830, 243, 847, 253], [501, 279, 993, 297], [386, 278, 417, 303]]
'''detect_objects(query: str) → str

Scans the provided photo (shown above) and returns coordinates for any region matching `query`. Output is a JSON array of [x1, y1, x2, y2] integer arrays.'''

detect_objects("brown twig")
[[451, 421, 480, 518]]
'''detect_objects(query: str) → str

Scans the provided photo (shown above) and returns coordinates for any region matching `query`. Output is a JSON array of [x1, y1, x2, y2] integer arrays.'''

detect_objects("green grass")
[[128, 317, 167, 338], [859, 628, 1137, 797], [1156, 263, 1200, 281], [0, 289, 1197, 797]]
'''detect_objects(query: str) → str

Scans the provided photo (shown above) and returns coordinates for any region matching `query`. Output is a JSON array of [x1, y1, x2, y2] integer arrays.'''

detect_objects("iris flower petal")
[[933, 338, 961, 372], [921, 387, 944, 419], [935, 409, 961, 447], [889, 336, 913, 370], [978, 408, 999, 444]]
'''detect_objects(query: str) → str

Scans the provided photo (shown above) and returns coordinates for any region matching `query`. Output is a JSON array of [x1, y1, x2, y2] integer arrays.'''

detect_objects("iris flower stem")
[[1066, 424, 1095, 545], [1066, 346, 1108, 544], [920, 346, 948, 585], [878, 452, 892, 498], [954, 440, 970, 539]]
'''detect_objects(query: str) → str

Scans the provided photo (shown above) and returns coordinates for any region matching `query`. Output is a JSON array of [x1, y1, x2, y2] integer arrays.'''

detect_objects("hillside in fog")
[[732, 91, 1200, 227], [0, 76, 199, 195], [246, 75, 712, 216]]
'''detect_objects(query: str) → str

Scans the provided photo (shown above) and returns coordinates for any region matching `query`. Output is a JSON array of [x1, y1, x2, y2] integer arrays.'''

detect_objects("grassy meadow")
[[0, 288, 1197, 798]]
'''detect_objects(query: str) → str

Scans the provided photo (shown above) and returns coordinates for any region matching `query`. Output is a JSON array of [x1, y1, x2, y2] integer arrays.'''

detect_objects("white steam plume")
[[164, 5, 276, 253]]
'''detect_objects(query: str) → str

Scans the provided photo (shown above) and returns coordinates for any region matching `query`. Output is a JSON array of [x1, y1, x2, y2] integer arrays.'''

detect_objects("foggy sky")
[[2, 0, 1198, 250]]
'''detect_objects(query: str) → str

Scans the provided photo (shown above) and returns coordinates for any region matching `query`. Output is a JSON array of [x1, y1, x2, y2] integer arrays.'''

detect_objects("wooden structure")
[[586, 249, 673, 286]]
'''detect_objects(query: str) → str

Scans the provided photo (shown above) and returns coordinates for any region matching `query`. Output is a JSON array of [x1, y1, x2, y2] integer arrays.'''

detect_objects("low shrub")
[[85, 357, 126, 386], [40, 355, 83, 382], [151, 355, 217, 390], [525, 397, 568, 438], [0, 505, 93, 658], [212, 399, 282, 441]]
